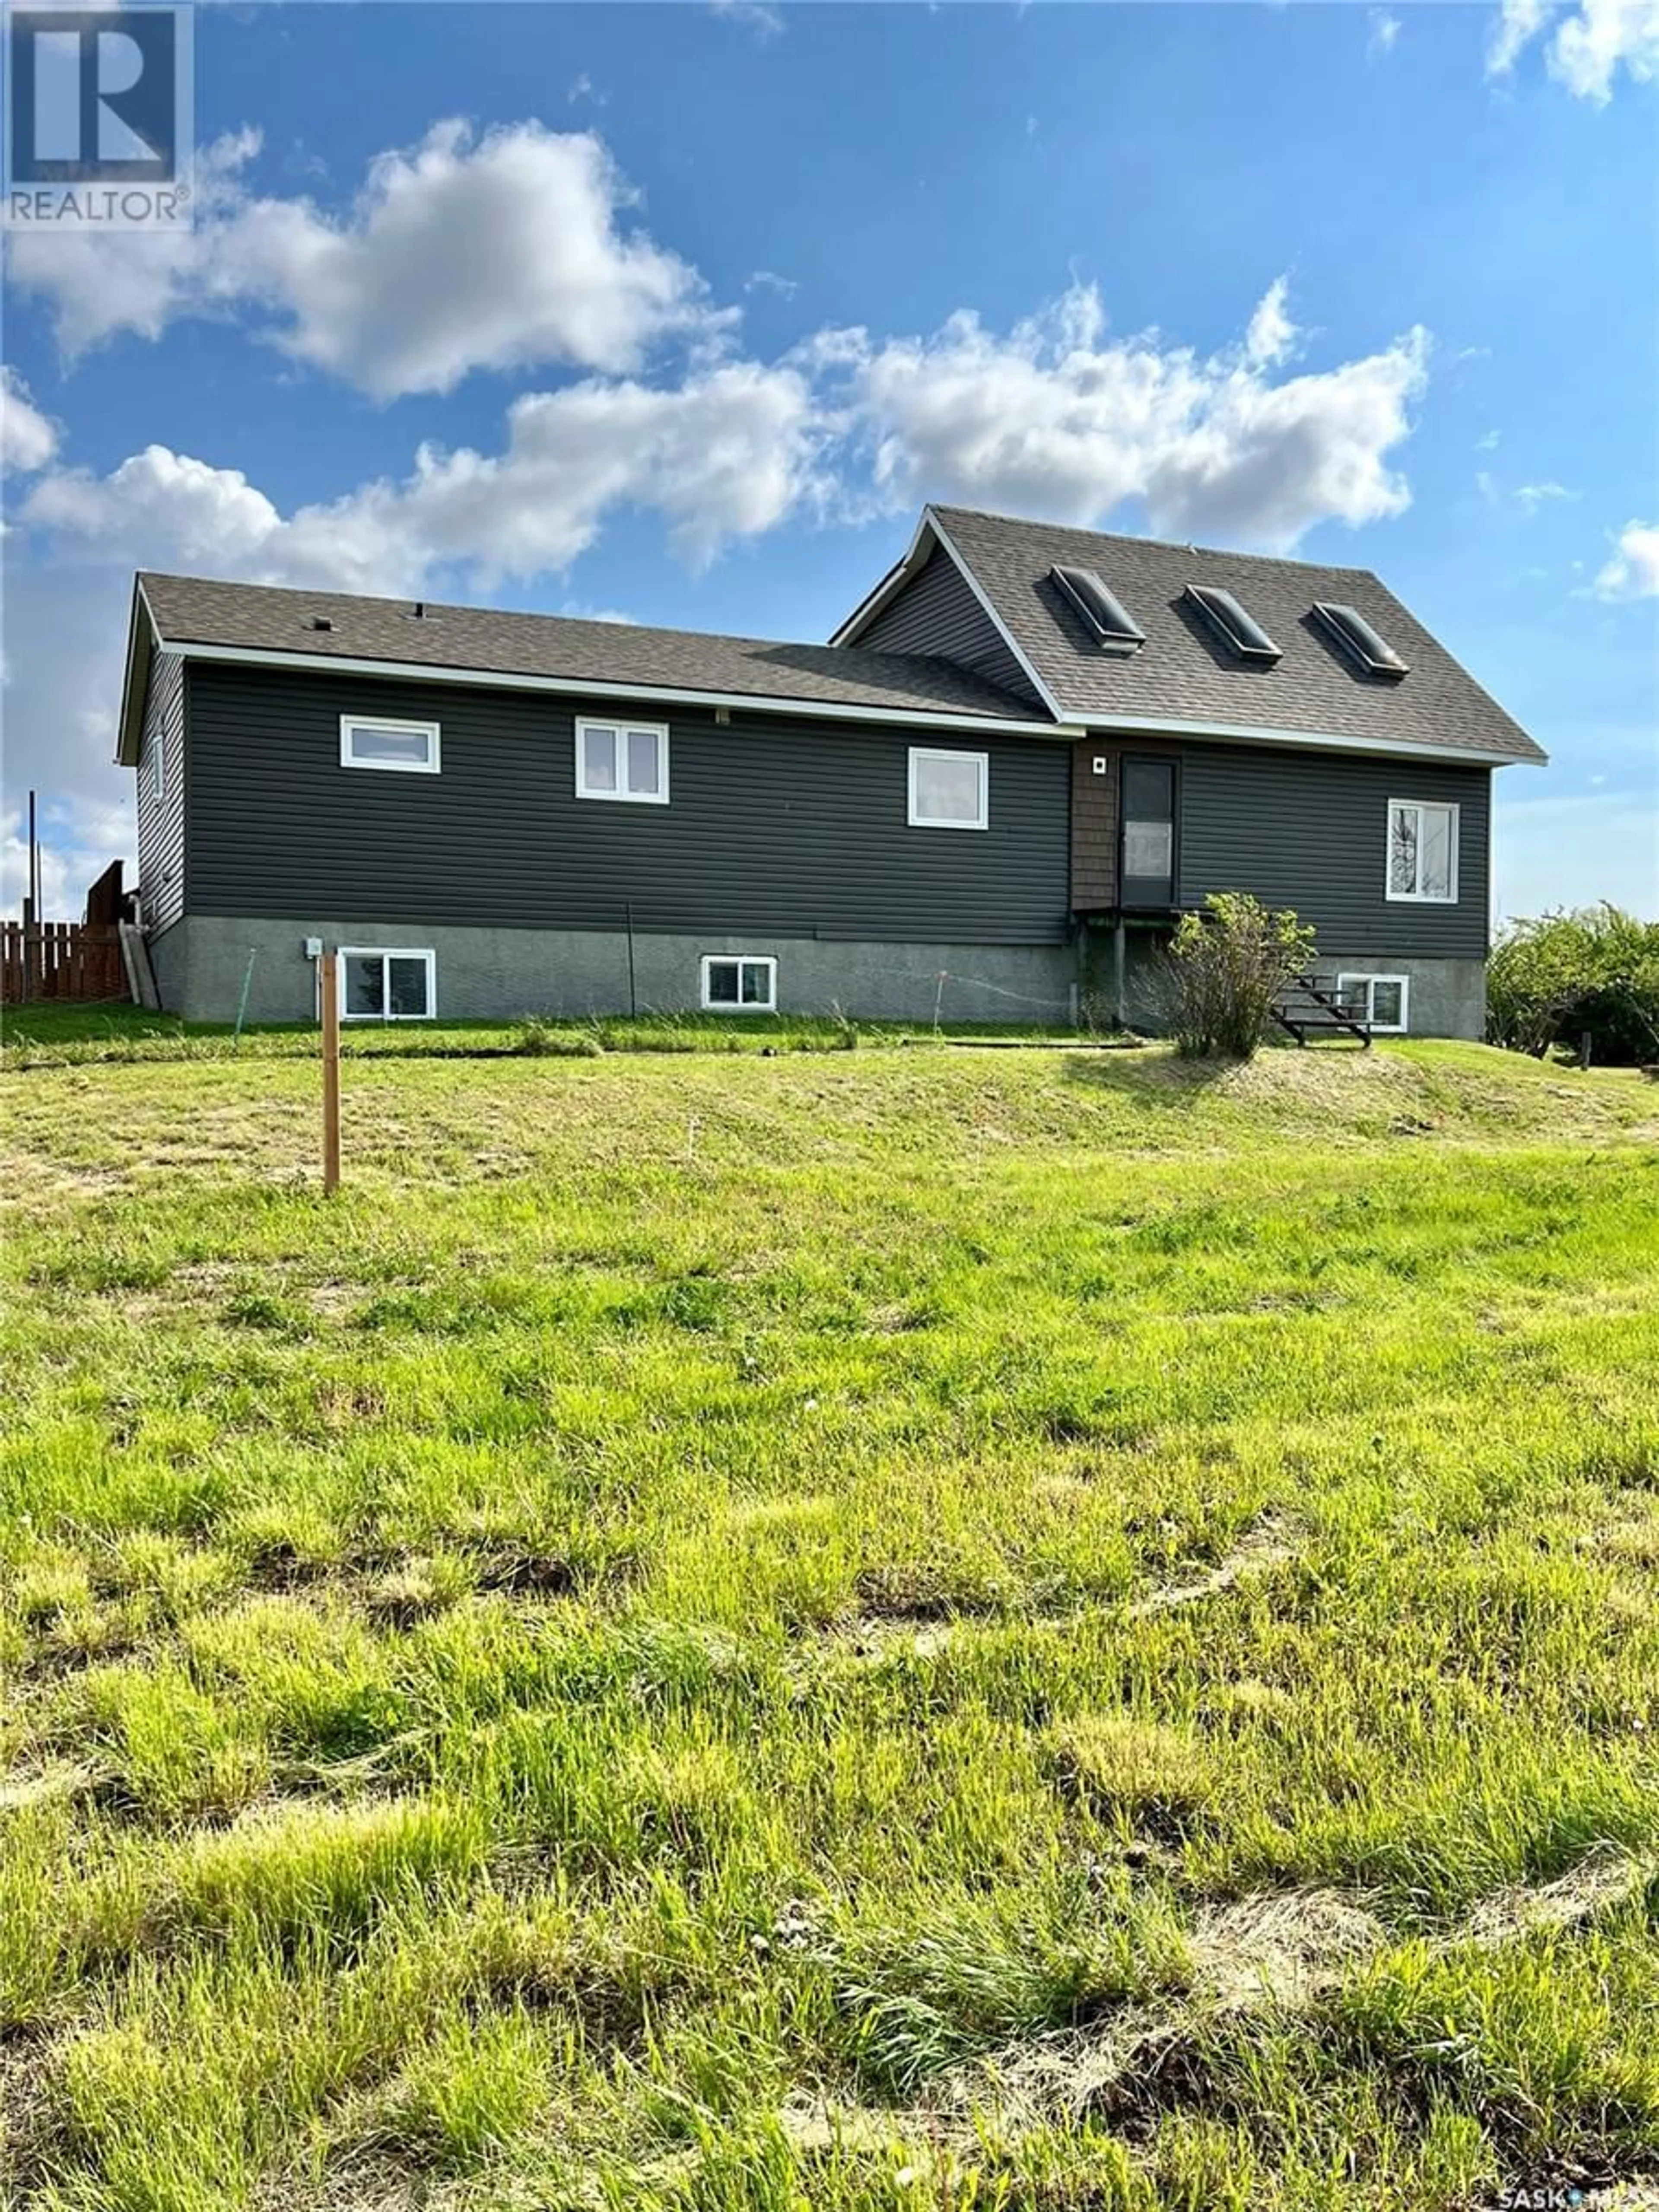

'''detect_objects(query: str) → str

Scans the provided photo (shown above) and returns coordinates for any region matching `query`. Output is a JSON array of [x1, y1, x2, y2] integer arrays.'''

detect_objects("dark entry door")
[[1120, 757, 1176, 908]]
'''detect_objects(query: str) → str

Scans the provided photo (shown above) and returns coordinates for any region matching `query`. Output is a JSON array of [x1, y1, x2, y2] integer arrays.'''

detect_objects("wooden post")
[[320, 950, 341, 1194]]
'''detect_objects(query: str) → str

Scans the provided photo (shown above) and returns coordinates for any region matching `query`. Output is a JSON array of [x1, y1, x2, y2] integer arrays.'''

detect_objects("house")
[[115, 505, 1545, 1035]]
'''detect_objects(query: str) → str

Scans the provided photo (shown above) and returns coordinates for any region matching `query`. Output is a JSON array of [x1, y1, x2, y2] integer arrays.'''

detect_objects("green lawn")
[[3, 1041, 1657, 2210]]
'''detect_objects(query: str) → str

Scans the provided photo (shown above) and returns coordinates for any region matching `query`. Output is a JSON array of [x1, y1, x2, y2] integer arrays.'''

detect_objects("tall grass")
[[1, 1042, 1656, 2207]]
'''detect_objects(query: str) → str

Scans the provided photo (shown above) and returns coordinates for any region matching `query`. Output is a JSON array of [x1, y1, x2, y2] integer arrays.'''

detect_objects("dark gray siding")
[[136, 651, 186, 933], [184, 664, 1072, 945], [1173, 741, 1491, 956], [854, 548, 1043, 710]]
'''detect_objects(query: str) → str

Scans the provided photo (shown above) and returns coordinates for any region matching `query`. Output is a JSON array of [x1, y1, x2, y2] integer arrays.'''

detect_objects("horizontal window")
[[700, 955, 776, 1012], [340, 715, 441, 774], [1387, 798, 1458, 903], [577, 718, 669, 804], [338, 947, 435, 1022], [1337, 972, 1410, 1034], [908, 746, 988, 830]]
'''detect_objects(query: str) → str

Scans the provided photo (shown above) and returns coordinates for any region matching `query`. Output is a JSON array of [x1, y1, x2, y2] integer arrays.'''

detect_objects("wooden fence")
[[2, 922, 129, 1005]]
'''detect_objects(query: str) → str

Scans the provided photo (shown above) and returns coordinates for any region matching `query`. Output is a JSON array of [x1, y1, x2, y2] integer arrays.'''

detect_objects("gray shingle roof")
[[136, 571, 1042, 726], [926, 506, 1547, 764]]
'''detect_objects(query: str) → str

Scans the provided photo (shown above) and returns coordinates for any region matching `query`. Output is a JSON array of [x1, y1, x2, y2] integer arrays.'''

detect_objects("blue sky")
[[3, 0, 1655, 920]]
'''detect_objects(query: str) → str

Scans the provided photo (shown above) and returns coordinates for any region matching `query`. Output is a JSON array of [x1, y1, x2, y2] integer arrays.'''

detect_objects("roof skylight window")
[[1313, 601, 1409, 677], [1185, 584, 1281, 663], [1050, 565, 1144, 654]]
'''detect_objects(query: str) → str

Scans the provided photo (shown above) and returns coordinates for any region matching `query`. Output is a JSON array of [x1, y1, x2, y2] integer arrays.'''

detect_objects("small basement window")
[[339, 948, 436, 1021], [1386, 798, 1459, 903], [700, 955, 777, 1011], [908, 747, 988, 830], [340, 715, 441, 774], [577, 718, 669, 804], [1337, 973, 1410, 1033]]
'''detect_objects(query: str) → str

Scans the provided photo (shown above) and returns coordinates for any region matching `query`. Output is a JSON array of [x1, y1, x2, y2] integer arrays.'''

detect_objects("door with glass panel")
[[1119, 757, 1177, 908]]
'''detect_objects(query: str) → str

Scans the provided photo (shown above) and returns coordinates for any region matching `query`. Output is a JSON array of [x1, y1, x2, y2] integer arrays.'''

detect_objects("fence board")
[[1, 923, 130, 1005]]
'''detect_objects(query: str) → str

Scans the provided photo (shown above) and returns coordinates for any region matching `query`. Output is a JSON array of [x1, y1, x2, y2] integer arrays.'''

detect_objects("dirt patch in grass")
[[1457, 1847, 1656, 1950], [1127, 1515, 1298, 1618], [1187, 1888, 1385, 2009], [0, 1762, 97, 1814], [474, 1549, 580, 1600]]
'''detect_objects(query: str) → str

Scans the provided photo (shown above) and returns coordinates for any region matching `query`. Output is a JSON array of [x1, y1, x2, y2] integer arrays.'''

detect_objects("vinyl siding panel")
[[854, 547, 1043, 710], [184, 664, 1072, 945], [1175, 741, 1491, 956], [136, 652, 186, 933]]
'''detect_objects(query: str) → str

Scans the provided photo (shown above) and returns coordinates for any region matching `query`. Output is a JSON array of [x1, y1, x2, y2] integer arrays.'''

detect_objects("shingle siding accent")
[[1070, 740, 1116, 910], [1175, 741, 1491, 957], [184, 663, 1073, 946], [852, 545, 1043, 711], [136, 651, 186, 933]]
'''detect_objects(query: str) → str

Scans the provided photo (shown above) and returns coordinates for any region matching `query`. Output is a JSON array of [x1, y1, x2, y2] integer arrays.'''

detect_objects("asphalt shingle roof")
[[926, 506, 1547, 763], [137, 571, 1040, 725]]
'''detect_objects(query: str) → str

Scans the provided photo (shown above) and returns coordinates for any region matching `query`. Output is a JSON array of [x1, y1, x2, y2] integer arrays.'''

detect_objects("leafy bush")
[[1166, 892, 1316, 1060], [1487, 905, 1659, 1065]]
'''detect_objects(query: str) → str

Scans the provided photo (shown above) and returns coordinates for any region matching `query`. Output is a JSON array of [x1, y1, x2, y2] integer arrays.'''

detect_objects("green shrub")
[[1487, 904, 1659, 1065], [1166, 892, 1316, 1060]]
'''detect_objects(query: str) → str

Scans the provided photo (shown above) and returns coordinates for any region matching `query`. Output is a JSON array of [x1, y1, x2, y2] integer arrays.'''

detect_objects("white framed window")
[[700, 955, 777, 1012], [149, 727, 166, 803], [340, 715, 441, 774], [576, 718, 669, 804], [337, 947, 436, 1022], [908, 746, 988, 830], [1386, 798, 1459, 903], [1337, 973, 1410, 1034]]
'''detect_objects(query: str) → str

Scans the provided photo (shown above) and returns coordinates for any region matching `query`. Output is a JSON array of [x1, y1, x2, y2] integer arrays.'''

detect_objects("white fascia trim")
[[116, 579, 166, 766], [159, 638, 1078, 743], [828, 528, 922, 645], [1082, 711, 1542, 769], [923, 511, 1071, 723]]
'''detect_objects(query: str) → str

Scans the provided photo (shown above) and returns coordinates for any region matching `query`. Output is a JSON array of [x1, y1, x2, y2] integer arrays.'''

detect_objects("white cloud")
[[1489, 0, 1556, 72], [1476, 428, 1502, 451], [1592, 519, 1659, 599], [745, 268, 799, 300], [711, 0, 785, 37], [1368, 9, 1402, 57], [1243, 275, 1297, 369], [831, 278, 1429, 552], [7, 122, 725, 395], [22, 361, 820, 587], [1488, 0, 1659, 97], [1513, 480, 1577, 512], [1551, 0, 1659, 96], [568, 73, 604, 105], [0, 368, 59, 474]]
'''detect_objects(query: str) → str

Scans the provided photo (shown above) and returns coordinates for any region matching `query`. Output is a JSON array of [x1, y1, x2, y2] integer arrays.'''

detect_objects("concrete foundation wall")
[[1321, 952, 1486, 1041], [1079, 927, 1486, 1041], [153, 917, 1081, 1028]]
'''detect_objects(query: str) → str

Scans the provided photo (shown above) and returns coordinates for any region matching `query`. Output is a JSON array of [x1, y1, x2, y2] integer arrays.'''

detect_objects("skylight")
[[1313, 601, 1409, 677], [1050, 565, 1144, 653], [1185, 584, 1281, 663]]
